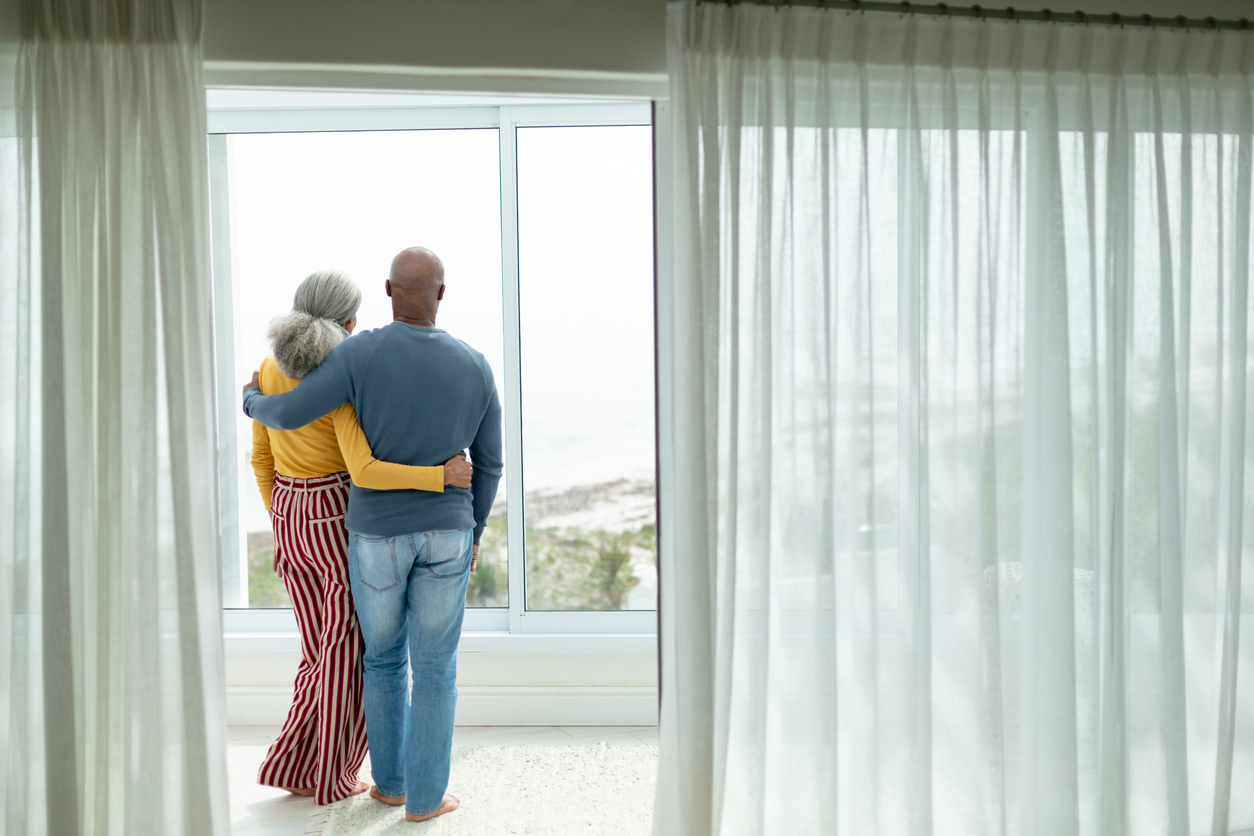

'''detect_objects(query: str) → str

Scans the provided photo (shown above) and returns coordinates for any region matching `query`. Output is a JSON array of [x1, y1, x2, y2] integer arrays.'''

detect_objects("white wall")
[[3, 0, 1254, 94], [213, 0, 1254, 97], [205, 0, 668, 77], [197, 0, 1254, 90], [200, 0, 1254, 75], [227, 651, 659, 727], [0, 2, 15, 43], [198, 0, 667, 96]]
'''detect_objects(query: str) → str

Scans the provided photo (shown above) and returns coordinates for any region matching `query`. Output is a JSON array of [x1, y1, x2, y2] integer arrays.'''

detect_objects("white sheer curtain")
[[658, 4, 1254, 835], [0, 2, 228, 834]]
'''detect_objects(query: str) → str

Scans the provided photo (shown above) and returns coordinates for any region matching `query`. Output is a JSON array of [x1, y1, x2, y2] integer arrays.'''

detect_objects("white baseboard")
[[226, 685, 658, 727], [228, 687, 293, 726], [456, 686, 658, 726]]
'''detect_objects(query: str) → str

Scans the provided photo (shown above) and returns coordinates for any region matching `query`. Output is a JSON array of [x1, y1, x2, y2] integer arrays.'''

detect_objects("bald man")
[[243, 247, 503, 822]]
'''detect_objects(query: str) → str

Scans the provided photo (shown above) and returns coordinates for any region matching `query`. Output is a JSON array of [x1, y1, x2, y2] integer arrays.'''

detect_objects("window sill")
[[224, 630, 657, 654]]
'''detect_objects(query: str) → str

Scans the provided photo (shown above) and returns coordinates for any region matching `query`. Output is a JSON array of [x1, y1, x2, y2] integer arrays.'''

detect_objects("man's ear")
[[437, 283, 446, 301], [385, 279, 393, 298]]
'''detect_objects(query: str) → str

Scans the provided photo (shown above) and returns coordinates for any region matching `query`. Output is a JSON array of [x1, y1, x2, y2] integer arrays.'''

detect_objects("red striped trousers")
[[257, 472, 369, 806]]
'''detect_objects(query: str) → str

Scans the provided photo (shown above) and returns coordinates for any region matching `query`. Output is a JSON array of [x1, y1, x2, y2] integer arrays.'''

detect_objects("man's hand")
[[443, 454, 473, 489], [243, 370, 260, 400], [471, 544, 480, 573]]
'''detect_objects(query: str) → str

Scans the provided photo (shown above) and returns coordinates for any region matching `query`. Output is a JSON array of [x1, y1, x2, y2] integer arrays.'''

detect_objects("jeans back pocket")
[[354, 535, 400, 592], [426, 529, 472, 578]]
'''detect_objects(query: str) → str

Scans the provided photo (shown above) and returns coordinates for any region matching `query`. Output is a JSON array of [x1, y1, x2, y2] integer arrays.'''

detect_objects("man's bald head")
[[390, 247, 444, 293], [386, 246, 446, 326]]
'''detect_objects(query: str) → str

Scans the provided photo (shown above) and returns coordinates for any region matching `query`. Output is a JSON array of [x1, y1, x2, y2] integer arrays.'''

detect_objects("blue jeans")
[[347, 527, 472, 815]]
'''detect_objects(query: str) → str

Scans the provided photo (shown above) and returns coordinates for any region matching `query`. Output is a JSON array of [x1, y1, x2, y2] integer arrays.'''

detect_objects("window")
[[222, 128, 506, 609], [209, 94, 659, 643], [517, 126, 657, 611]]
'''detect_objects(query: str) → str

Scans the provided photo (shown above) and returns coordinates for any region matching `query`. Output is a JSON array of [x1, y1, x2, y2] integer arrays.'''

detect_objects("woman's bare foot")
[[350, 781, 369, 796], [282, 787, 314, 797], [405, 794, 459, 823], [370, 785, 405, 806]]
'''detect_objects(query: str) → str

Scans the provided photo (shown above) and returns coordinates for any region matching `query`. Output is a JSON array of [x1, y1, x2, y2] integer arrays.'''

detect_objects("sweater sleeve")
[[244, 338, 358, 429], [467, 369, 504, 544], [251, 418, 276, 513], [331, 404, 445, 492]]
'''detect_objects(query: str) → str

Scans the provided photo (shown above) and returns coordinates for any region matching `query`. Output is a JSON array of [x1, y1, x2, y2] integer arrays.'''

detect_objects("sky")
[[226, 125, 656, 541]]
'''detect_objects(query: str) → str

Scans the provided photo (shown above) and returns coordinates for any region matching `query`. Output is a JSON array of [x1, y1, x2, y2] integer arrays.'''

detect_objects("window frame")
[[209, 99, 664, 652]]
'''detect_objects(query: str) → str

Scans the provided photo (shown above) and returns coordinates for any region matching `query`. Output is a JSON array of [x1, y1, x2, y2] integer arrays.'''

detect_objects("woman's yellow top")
[[251, 355, 443, 512]]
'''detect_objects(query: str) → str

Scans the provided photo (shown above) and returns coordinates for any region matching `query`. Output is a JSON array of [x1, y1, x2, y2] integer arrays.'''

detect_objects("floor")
[[228, 725, 659, 836]]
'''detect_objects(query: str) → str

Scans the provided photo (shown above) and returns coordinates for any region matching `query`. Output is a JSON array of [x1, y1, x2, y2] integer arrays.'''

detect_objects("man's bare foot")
[[350, 781, 369, 796], [370, 785, 405, 806], [405, 794, 459, 822], [282, 787, 314, 797]]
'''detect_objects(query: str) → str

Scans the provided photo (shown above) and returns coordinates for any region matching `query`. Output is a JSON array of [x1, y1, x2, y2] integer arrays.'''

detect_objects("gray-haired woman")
[[249, 270, 471, 806]]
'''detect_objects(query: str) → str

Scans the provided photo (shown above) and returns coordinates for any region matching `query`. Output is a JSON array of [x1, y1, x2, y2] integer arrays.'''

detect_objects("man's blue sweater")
[[243, 322, 503, 543]]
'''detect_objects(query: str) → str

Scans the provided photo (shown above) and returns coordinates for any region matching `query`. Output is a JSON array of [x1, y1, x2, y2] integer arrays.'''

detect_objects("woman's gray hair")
[[268, 269, 362, 380]]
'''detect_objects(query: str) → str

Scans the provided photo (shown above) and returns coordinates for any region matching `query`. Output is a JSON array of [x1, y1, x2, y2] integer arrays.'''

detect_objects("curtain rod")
[[706, 0, 1253, 31]]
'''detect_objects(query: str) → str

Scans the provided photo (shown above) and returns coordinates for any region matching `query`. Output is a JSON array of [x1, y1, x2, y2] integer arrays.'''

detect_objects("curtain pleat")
[[0, 2, 228, 834], [660, 4, 1254, 835]]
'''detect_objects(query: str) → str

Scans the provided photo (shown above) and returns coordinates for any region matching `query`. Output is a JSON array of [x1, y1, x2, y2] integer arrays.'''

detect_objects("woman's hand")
[[242, 370, 260, 400], [443, 454, 473, 489]]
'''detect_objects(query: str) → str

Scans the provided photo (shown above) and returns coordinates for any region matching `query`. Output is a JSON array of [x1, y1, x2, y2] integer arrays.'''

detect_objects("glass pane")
[[517, 125, 656, 611], [225, 129, 507, 607]]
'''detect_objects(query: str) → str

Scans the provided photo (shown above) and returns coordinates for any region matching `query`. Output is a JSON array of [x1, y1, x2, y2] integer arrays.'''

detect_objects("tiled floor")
[[228, 725, 658, 836]]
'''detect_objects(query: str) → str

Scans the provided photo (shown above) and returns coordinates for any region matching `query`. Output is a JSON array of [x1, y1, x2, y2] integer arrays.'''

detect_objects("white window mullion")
[[207, 106, 500, 134], [208, 134, 247, 609], [508, 102, 651, 128], [498, 106, 528, 633], [652, 100, 673, 668]]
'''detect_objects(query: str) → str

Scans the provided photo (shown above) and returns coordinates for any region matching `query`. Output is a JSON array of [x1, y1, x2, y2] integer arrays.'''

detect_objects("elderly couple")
[[241, 246, 502, 822]]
